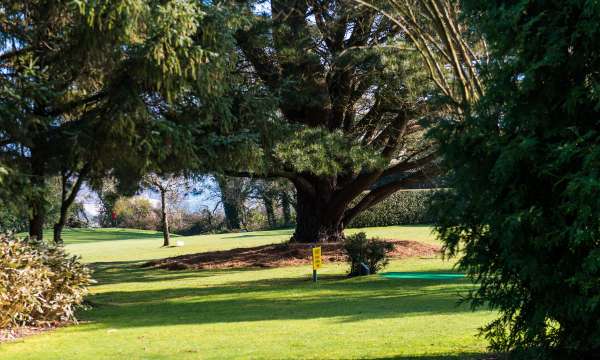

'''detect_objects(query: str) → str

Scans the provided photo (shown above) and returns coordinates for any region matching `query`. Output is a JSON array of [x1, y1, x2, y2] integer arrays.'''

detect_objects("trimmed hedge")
[[349, 189, 438, 228]]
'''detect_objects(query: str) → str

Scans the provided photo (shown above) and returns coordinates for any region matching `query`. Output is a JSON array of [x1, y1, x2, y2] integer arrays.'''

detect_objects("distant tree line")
[[95, 176, 296, 236]]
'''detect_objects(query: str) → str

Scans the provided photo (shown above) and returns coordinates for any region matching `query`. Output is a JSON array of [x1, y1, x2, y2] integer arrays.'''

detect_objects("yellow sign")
[[312, 246, 322, 270]]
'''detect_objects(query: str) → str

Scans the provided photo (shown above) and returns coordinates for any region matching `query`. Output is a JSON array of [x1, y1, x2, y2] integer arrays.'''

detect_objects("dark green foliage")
[[343, 232, 394, 277], [219, 1, 439, 242], [349, 190, 437, 227], [0, 204, 28, 233], [0, 0, 244, 240], [431, 1, 600, 358]]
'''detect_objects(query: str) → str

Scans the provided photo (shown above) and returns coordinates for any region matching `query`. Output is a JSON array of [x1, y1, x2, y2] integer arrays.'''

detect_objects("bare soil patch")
[[0, 322, 68, 343], [144, 239, 440, 270]]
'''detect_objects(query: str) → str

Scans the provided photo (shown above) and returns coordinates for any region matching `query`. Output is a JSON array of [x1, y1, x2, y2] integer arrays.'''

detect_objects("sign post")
[[312, 246, 322, 282]]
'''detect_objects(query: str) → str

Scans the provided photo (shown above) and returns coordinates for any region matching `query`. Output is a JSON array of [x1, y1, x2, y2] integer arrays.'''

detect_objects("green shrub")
[[349, 189, 438, 228], [343, 232, 395, 277], [0, 235, 93, 329]]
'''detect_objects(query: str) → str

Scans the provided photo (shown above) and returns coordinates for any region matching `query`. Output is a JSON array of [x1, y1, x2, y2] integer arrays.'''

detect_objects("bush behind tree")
[[112, 197, 159, 231], [349, 189, 437, 228]]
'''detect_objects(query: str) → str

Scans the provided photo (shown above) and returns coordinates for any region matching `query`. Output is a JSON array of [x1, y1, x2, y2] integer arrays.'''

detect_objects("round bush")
[[343, 232, 395, 276]]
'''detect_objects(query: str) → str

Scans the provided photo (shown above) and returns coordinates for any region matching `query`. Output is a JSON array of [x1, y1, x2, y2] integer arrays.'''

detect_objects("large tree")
[[432, 0, 600, 358], [227, 0, 441, 242], [0, 0, 211, 241]]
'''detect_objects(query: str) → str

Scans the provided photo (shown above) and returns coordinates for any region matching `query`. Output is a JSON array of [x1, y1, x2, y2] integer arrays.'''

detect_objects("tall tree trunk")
[[263, 195, 276, 228], [54, 173, 69, 244], [290, 184, 346, 243], [29, 208, 44, 241], [160, 190, 170, 247], [53, 166, 89, 244], [217, 176, 242, 230], [29, 152, 45, 241], [222, 201, 241, 229], [53, 218, 66, 244], [281, 191, 292, 227]]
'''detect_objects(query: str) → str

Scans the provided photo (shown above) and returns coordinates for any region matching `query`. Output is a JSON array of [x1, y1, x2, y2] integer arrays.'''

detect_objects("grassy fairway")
[[32, 225, 437, 263], [0, 227, 495, 359]]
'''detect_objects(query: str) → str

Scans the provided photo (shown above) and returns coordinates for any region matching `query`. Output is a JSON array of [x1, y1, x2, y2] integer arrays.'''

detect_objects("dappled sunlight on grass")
[[0, 227, 494, 360]]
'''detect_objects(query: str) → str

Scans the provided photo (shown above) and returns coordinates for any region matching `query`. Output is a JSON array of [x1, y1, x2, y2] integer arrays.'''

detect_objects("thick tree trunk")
[[53, 222, 65, 244], [29, 210, 44, 241], [222, 201, 241, 230], [217, 177, 242, 230], [160, 190, 170, 247], [226, 166, 434, 243], [288, 169, 429, 242], [290, 185, 346, 243]]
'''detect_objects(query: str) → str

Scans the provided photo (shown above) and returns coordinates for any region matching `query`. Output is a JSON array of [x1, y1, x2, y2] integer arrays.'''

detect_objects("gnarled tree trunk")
[[288, 167, 436, 243], [292, 204, 345, 242], [290, 179, 347, 243]]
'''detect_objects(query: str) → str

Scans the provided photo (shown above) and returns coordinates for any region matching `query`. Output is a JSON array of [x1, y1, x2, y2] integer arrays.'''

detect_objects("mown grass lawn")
[[0, 226, 495, 360]]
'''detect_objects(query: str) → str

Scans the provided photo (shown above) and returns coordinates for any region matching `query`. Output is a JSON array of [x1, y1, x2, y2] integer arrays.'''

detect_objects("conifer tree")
[[0, 0, 219, 241], [432, 1, 600, 358], [222, 0, 440, 242]]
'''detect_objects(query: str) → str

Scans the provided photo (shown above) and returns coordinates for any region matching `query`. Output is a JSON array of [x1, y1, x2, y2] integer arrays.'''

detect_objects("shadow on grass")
[[80, 264, 481, 329], [227, 229, 294, 239], [62, 228, 169, 244], [89, 260, 465, 286], [89, 261, 262, 285], [371, 354, 498, 360]]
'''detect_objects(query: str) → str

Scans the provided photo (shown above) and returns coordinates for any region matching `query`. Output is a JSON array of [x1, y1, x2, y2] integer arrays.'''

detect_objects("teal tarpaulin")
[[381, 272, 466, 280]]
